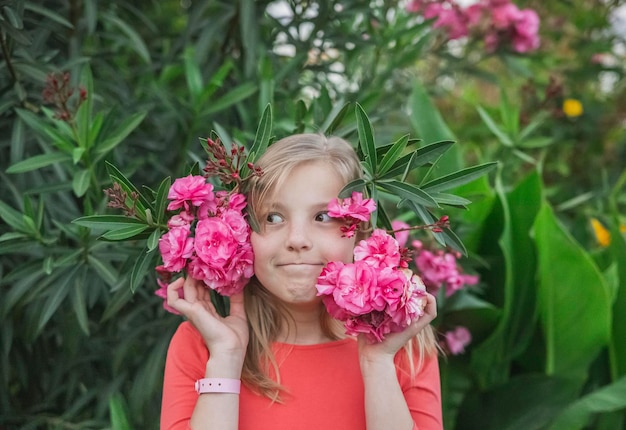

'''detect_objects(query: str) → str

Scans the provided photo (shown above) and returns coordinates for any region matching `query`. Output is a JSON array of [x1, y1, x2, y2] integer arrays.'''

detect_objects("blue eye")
[[266, 213, 284, 224], [315, 212, 332, 222]]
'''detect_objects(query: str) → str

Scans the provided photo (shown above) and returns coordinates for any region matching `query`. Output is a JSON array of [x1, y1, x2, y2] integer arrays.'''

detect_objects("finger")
[[228, 292, 246, 318], [167, 278, 187, 310]]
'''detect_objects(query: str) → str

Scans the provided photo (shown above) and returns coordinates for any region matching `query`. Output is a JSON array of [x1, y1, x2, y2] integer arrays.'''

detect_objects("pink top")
[[161, 322, 442, 430]]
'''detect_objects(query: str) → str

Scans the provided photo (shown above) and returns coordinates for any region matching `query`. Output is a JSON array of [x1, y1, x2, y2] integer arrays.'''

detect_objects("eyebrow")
[[265, 201, 332, 212]]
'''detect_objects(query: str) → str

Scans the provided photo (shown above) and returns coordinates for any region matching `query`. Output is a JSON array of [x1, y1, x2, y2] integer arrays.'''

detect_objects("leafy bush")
[[1, 0, 625, 428]]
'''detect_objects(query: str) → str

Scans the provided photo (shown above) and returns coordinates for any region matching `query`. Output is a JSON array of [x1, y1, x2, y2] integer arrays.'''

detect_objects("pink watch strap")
[[195, 378, 241, 394]]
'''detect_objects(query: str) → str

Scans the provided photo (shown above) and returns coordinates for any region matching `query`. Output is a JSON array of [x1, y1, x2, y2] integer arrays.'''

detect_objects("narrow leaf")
[[382, 140, 455, 179], [130, 248, 157, 293], [0, 200, 26, 231], [355, 103, 377, 173], [322, 102, 351, 135], [101, 225, 149, 240], [378, 180, 439, 208], [421, 162, 498, 193], [378, 134, 409, 176], [202, 82, 258, 116], [95, 112, 147, 159], [338, 178, 367, 198], [6, 152, 72, 173], [105, 162, 152, 210], [154, 176, 171, 224], [477, 106, 514, 147], [72, 169, 91, 197], [73, 215, 146, 230]]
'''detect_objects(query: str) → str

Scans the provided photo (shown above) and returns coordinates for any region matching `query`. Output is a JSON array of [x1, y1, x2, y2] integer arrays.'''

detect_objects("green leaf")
[[73, 215, 146, 230], [377, 134, 409, 176], [241, 104, 273, 179], [72, 169, 91, 197], [409, 81, 460, 175], [15, 108, 73, 152], [378, 180, 439, 208], [87, 255, 119, 287], [71, 267, 90, 335], [130, 248, 157, 293], [36, 265, 81, 335], [146, 229, 161, 252], [609, 217, 626, 378], [533, 202, 611, 379], [6, 152, 72, 173], [322, 102, 351, 135], [421, 162, 498, 193], [101, 225, 149, 240], [154, 176, 171, 224], [429, 192, 472, 207], [76, 65, 94, 149], [104, 13, 151, 63], [202, 82, 258, 116], [95, 112, 147, 159], [24, 3, 73, 28], [477, 106, 514, 147], [109, 393, 132, 430], [338, 178, 367, 198], [549, 376, 626, 430], [355, 103, 377, 173], [184, 46, 203, 101], [382, 140, 455, 179], [0, 200, 26, 231]]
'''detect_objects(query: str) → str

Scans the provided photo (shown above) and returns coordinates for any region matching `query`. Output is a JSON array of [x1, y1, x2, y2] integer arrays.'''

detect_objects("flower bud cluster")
[[42, 72, 87, 122]]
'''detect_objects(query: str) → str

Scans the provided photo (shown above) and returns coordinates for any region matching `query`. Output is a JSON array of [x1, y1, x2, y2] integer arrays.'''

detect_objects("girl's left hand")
[[358, 292, 437, 362]]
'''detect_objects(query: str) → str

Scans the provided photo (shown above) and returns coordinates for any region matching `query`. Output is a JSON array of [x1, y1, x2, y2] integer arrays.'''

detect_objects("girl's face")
[[250, 161, 356, 309]]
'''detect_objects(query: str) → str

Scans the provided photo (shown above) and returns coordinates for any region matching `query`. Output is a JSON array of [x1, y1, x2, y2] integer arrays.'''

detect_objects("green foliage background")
[[1, 0, 625, 428]]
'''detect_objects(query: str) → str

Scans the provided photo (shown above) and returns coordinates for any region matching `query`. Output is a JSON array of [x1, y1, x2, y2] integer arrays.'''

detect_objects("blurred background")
[[1, 0, 625, 428]]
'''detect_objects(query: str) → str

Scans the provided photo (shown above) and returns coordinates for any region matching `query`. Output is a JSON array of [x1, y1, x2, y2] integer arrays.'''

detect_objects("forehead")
[[264, 161, 346, 208]]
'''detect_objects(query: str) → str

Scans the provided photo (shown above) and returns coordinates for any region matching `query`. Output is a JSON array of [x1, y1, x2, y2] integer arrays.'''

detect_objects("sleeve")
[[160, 321, 210, 430], [396, 351, 443, 430]]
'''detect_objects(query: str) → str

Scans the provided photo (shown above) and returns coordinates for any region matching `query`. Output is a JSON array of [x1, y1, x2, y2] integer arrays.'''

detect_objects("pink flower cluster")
[[328, 192, 376, 237], [413, 240, 479, 296], [316, 229, 428, 343], [154, 175, 254, 313], [442, 326, 472, 355], [406, 0, 540, 53]]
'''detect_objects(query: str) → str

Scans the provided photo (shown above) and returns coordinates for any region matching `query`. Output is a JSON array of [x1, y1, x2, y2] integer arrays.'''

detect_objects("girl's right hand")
[[167, 277, 249, 371]]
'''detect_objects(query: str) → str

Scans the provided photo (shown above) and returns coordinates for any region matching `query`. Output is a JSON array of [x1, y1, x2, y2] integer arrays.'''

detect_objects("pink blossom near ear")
[[327, 192, 376, 222], [158, 225, 194, 272], [154, 278, 183, 315], [391, 220, 411, 247], [371, 266, 409, 311], [354, 229, 401, 269], [166, 175, 215, 211], [444, 326, 472, 355]]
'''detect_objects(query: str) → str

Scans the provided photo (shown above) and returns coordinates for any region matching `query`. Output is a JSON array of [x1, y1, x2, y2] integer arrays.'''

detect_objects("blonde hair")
[[240, 133, 437, 400]]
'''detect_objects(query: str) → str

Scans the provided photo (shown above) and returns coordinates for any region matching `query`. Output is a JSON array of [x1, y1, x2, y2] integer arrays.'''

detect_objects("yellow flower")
[[563, 98, 583, 117], [591, 218, 610, 247]]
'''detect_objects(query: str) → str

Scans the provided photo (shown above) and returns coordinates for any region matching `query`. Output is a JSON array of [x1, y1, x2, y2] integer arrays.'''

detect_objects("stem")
[[0, 30, 18, 84]]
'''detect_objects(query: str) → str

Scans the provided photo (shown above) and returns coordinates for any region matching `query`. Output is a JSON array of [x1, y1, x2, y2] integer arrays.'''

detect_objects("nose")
[[285, 221, 312, 251]]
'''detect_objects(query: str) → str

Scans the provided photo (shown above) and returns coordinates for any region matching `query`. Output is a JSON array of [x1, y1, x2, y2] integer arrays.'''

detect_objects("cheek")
[[328, 237, 356, 263]]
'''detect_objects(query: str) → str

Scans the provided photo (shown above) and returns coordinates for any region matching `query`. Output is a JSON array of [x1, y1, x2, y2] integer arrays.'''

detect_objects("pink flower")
[[354, 229, 401, 269], [158, 225, 194, 272], [414, 247, 478, 296], [330, 261, 379, 314], [328, 192, 376, 222], [167, 175, 215, 211], [345, 312, 393, 342], [444, 326, 472, 355], [371, 267, 408, 311], [512, 9, 540, 53], [221, 209, 251, 243], [391, 220, 411, 247]]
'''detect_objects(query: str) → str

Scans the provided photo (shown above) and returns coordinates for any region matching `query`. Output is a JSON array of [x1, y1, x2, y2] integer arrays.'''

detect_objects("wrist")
[[206, 354, 245, 379]]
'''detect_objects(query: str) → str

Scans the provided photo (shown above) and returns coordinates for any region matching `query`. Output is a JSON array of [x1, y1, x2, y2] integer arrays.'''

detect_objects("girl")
[[161, 134, 442, 430]]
